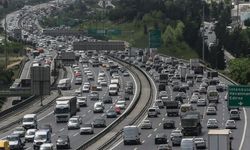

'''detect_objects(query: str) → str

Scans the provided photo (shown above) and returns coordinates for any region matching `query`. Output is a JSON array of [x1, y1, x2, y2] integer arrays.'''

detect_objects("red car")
[[115, 106, 121, 114]]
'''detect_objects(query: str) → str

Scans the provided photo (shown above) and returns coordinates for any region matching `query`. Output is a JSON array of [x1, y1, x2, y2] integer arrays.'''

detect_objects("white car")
[[206, 106, 217, 115], [190, 95, 199, 103], [98, 72, 105, 77], [170, 129, 183, 139], [75, 88, 82, 96], [225, 120, 236, 129], [197, 98, 206, 106], [115, 100, 126, 109], [97, 77, 105, 84], [77, 96, 87, 107], [80, 123, 94, 134], [82, 85, 90, 92], [141, 120, 153, 129], [25, 129, 37, 142], [67, 118, 81, 129], [207, 118, 219, 128], [100, 81, 108, 86]]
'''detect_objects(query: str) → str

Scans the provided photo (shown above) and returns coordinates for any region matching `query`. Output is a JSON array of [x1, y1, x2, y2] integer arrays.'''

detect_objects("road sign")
[[149, 29, 161, 48], [228, 85, 250, 107]]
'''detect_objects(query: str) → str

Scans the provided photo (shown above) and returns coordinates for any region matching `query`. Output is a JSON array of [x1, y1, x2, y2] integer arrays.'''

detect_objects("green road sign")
[[228, 85, 250, 107], [149, 29, 161, 48], [106, 29, 121, 36]]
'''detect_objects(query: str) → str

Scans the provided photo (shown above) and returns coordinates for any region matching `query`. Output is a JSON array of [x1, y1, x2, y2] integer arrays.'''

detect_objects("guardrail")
[[76, 56, 153, 150], [97, 57, 154, 150]]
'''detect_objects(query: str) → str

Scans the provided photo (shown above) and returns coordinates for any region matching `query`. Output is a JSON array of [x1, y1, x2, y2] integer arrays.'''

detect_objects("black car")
[[163, 120, 175, 129], [155, 133, 168, 144], [174, 95, 183, 104], [106, 109, 117, 118], [40, 124, 52, 133], [125, 86, 133, 94], [124, 93, 130, 101], [93, 118, 106, 128], [56, 135, 70, 149], [102, 96, 112, 104]]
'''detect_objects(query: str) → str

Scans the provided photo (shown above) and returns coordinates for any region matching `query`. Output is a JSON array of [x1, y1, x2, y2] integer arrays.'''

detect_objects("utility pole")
[[4, 14, 7, 69]]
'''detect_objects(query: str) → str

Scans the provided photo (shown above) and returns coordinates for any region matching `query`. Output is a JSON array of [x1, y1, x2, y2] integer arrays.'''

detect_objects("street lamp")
[[202, 0, 205, 62]]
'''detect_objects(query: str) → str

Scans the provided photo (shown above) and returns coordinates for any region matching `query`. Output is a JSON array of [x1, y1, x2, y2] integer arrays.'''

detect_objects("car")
[[152, 105, 161, 114], [157, 144, 172, 150], [93, 118, 106, 128], [190, 95, 199, 103], [123, 71, 129, 76], [171, 133, 182, 146], [206, 106, 217, 115], [89, 91, 99, 101], [106, 109, 118, 118], [67, 118, 81, 129], [80, 123, 94, 134], [82, 85, 90, 93], [75, 77, 82, 85], [154, 100, 164, 109], [208, 103, 217, 110], [114, 106, 121, 114], [56, 135, 70, 149], [225, 120, 237, 129], [148, 107, 158, 117], [71, 116, 82, 124], [162, 118, 175, 129], [155, 133, 168, 144], [141, 120, 153, 129], [199, 86, 207, 94], [77, 96, 87, 107], [170, 129, 183, 139], [25, 129, 37, 142], [96, 85, 102, 91], [12, 126, 26, 137], [123, 93, 130, 101], [102, 96, 112, 104], [93, 101, 105, 113], [115, 100, 126, 109], [207, 118, 219, 128], [194, 137, 206, 149], [39, 143, 53, 150], [40, 124, 52, 133], [7, 134, 24, 150], [100, 81, 108, 86], [87, 75, 94, 80], [197, 98, 206, 106], [74, 88, 82, 96]]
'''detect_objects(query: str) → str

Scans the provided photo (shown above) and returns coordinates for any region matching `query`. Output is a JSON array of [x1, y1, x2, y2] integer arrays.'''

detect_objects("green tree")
[[162, 25, 176, 46]]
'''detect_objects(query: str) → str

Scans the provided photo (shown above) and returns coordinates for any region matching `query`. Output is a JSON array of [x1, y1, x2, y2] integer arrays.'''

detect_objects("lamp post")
[[202, 0, 205, 62]]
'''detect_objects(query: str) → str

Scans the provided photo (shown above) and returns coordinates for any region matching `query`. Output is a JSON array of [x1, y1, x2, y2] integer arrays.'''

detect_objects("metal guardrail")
[[76, 56, 153, 150], [0, 89, 31, 97]]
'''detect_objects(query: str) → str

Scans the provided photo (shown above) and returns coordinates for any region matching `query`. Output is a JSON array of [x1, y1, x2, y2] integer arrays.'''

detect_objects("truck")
[[207, 87, 219, 103], [159, 73, 168, 84], [208, 129, 231, 150], [165, 101, 180, 116], [207, 71, 218, 79], [54, 96, 77, 123], [180, 66, 188, 82], [190, 59, 204, 74], [123, 126, 141, 145], [57, 78, 71, 90], [181, 111, 202, 136]]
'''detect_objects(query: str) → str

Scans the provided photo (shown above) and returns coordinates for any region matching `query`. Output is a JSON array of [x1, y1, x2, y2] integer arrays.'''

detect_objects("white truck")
[[123, 126, 141, 145], [54, 96, 77, 123], [208, 129, 231, 150], [190, 59, 199, 70], [57, 78, 71, 90], [109, 84, 119, 96]]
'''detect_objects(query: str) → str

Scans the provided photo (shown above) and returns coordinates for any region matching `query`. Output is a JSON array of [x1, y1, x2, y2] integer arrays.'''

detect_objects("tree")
[[162, 25, 176, 46]]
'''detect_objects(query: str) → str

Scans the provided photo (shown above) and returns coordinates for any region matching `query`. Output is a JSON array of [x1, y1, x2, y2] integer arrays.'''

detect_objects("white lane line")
[[88, 110, 91, 113], [162, 118, 165, 121], [165, 113, 168, 117], [154, 128, 158, 132], [59, 128, 64, 132], [82, 114, 86, 117], [239, 108, 247, 150], [142, 140, 145, 143], [101, 114, 105, 117], [38, 111, 54, 121], [73, 132, 79, 137], [134, 148, 138, 150], [159, 123, 161, 126], [148, 134, 152, 138]]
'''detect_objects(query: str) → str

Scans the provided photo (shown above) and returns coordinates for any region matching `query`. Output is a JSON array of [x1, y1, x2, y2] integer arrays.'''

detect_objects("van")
[[33, 130, 51, 150], [109, 84, 118, 96], [0, 140, 10, 150], [22, 114, 37, 129], [229, 109, 240, 120], [58, 78, 71, 90], [123, 126, 141, 145], [181, 138, 196, 150], [93, 102, 105, 113]]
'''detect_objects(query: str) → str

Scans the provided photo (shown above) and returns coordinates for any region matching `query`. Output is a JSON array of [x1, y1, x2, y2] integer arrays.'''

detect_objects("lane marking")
[[239, 108, 247, 150], [59, 128, 64, 132], [88, 110, 91, 113], [73, 132, 79, 137], [154, 128, 158, 132], [142, 140, 145, 143], [162, 118, 165, 121], [159, 123, 161, 126], [38, 111, 54, 121], [148, 134, 152, 138]]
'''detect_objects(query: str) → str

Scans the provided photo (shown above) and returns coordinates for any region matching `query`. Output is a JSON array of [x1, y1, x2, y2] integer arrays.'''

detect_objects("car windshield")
[[27, 130, 36, 135], [23, 118, 34, 122], [69, 119, 78, 123], [83, 124, 92, 127], [55, 107, 69, 114], [7, 136, 18, 141], [34, 134, 46, 140]]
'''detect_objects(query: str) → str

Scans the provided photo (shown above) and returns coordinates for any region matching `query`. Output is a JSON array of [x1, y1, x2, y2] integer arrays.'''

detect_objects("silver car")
[[67, 118, 81, 130], [207, 119, 218, 128], [206, 107, 216, 115], [197, 98, 206, 106], [13, 127, 26, 137], [25, 129, 37, 142], [80, 123, 94, 134], [225, 120, 236, 129], [141, 120, 153, 129], [194, 137, 206, 149]]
